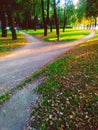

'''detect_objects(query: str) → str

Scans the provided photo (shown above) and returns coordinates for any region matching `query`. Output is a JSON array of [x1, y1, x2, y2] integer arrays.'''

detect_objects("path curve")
[[0, 30, 95, 94]]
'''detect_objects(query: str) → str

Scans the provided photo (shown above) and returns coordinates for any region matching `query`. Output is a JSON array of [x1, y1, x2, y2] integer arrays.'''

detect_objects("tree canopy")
[[0, 0, 98, 40]]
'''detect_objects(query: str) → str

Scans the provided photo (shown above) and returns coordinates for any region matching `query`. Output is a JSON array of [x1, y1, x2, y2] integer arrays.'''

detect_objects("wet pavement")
[[0, 78, 42, 130]]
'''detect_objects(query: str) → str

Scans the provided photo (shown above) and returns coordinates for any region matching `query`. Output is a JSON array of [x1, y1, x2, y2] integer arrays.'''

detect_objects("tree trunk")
[[41, 0, 47, 36], [47, 0, 50, 25], [53, 0, 59, 40], [7, 10, 17, 40], [63, 16, 67, 32], [1, 10, 7, 37], [63, 7, 67, 32], [16, 13, 21, 32], [44, 19, 47, 36], [94, 17, 97, 28], [50, 20, 52, 32], [26, 16, 29, 31], [33, 16, 37, 31], [46, 0, 52, 32]]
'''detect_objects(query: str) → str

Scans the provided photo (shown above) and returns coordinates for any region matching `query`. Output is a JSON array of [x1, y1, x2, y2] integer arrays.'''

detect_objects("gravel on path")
[[0, 78, 42, 130], [0, 30, 95, 94]]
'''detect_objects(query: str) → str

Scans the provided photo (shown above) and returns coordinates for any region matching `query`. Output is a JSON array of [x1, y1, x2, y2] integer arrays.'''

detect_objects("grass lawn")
[[0, 30, 26, 56], [28, 31, 98, 130], [23, 28, 90, 42]]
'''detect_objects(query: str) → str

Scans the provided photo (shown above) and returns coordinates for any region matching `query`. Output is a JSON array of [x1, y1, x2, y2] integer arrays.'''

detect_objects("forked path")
[[0, 31, 95, 94]]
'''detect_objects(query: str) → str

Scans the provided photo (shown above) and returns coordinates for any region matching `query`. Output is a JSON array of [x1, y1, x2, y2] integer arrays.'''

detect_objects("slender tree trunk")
[[1, 10, 7, 37], [16, 13, 21, 32], [41, 0, 47, 36], [44, 20, 47, 36], [94, 17, 97, 28], [46, 0, 52, 32], [7, 10, 17, 40], [53, 0, 59, 40], [50, 16, 54, 32], [24, 11, 30, 31], [50, 20, 52, 32], [26, 16, 29, 31], [63, 7, 67, 32], [47, 0, 50, 25], [34, 15, 38, 31]]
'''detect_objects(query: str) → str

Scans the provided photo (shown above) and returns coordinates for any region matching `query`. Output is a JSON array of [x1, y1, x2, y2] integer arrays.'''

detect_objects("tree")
[[7, 9, 17, 40], [0, 1, 7, 37], [46, 0, 50, 30], [0, 0, 19, 40], [41, 0, 47, 36], [76, 0, 86, 23], [85, 0, 98, 27], [0, 10, 7, 37], [41, 0, 51, 36], [53, 0, 59, 40], [63, 0, 73, 32]]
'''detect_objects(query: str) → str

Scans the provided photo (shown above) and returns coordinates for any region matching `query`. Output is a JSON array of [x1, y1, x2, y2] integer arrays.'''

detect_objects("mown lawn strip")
[[23, 28, 90, 42]]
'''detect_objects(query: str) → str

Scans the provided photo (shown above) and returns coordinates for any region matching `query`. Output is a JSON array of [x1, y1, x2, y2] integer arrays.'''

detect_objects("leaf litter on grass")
[[27, 34, 98, 130]]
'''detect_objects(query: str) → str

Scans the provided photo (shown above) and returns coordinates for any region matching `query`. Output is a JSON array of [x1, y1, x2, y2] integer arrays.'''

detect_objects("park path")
[[0, 30, 95, 94]]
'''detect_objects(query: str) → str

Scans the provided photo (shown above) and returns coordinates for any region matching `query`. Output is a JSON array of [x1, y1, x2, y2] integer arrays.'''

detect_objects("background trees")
[[0, 0, 98, 40], [86, 0, 98, 27], [62, 0, 75, 32], [76, 0, 98, 29], [0, 0, 21, 39], [0, 1, 7, 37]]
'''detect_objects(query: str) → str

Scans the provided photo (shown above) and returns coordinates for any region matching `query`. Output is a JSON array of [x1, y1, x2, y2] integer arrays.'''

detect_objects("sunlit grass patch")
[[44, 29, 90, 41], [23, 28, 90, 42], [48, 34, 88, 41], [0, 30, 26, 56]]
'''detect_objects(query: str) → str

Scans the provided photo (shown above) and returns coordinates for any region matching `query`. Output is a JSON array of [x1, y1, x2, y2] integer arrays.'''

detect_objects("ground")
[[0, 31, 26, 56], [0, 30, 94, 94], [28, 31, 98, 130], [0, 29, 97, 130]]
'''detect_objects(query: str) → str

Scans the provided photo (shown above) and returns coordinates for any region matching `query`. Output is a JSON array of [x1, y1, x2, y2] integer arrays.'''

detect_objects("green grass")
[[28, 31, 98, 129], [0, 77, 32, 105], [23, 28, 90, 42], [0, 69, 44, 105], [16, 69, 44, 89], [32, 69, 44, 79], [0, 93, 12, 104], [0, 30, 26, 56], [16, 78, 31, 89]]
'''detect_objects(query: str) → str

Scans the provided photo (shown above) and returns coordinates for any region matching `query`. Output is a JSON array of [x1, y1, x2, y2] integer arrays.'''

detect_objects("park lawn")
[[29, 31, 98, 129], [0, 30, 26, 56], [24, 28, 90, 42]]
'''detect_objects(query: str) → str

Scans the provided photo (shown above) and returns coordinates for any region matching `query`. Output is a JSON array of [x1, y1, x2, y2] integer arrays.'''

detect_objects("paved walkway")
[[0, 31, 95, 94]]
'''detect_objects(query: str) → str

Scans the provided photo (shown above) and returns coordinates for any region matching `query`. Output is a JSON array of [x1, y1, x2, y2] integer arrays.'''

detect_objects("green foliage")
[[76, 0, 86, 23], [0, 93, 11, 104], [16, 78, 31, 89], [32, 70, 44, 79], [86, 0, 98, 18]]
